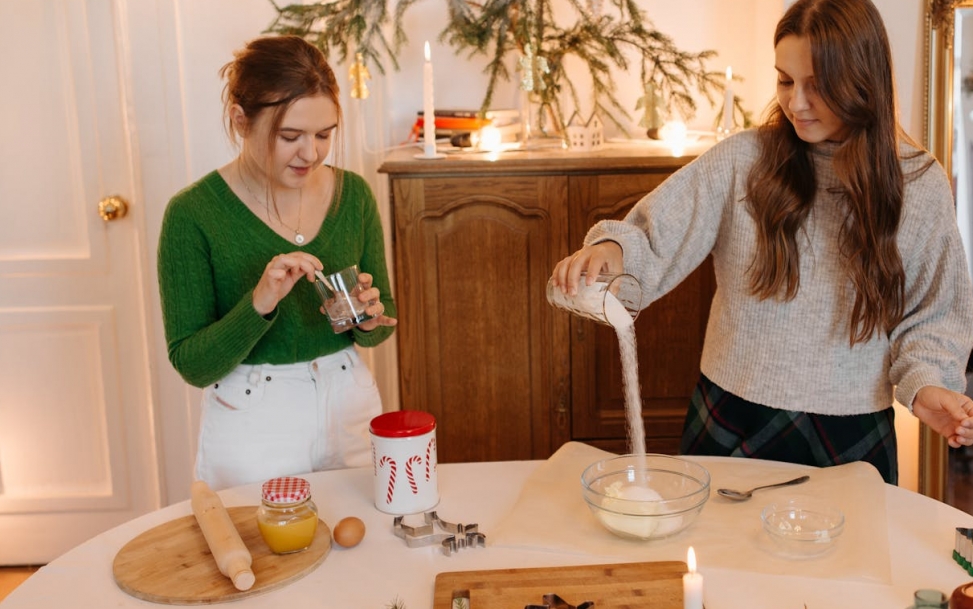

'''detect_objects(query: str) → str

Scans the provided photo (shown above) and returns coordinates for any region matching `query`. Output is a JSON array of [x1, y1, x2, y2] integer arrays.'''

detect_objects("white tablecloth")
[[1, 447, 971, 609]]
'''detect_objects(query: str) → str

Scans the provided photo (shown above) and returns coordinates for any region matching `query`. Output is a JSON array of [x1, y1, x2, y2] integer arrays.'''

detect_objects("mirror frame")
[[922, 0, 971, 501]]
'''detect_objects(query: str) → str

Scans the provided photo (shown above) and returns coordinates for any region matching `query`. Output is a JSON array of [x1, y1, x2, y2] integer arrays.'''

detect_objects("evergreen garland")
[[266, 0, 421, 74], [265, 0, 750, 134]]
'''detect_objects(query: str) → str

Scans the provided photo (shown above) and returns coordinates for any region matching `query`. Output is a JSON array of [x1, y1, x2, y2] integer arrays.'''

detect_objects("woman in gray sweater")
[[550, 0, 973, 484]]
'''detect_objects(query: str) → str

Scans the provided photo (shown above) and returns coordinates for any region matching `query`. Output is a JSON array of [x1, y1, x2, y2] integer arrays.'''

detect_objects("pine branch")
[[265, 0, 412, 74], [266, 0, 732, 136], [440, 0, 723, 132]]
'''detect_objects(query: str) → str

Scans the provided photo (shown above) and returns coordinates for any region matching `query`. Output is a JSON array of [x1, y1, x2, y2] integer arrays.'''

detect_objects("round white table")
[[1, 456, 970, 609]]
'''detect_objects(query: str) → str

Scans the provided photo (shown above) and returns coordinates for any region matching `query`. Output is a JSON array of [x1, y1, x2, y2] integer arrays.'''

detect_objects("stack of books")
[[412, 109, 521, 145]]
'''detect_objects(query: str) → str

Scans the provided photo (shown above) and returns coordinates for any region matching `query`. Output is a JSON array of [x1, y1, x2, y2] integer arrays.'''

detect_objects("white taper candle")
[[423, 41, 436, 157], [722, 66, 734, 134]]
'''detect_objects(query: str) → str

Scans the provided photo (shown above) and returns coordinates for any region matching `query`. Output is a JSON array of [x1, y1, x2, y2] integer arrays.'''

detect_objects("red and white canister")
[[369, 411, 439, 515]]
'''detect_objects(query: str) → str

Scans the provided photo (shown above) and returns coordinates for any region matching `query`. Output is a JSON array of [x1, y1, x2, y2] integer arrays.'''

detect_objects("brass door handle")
[[98, 195, 129, 221]]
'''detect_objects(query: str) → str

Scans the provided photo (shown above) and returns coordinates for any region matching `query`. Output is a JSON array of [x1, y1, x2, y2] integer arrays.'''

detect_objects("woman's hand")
[[913, 385, 973, 448], [549, 241, 624, 297], [348, 271, 397, 332], [252, 252, 323, 316]]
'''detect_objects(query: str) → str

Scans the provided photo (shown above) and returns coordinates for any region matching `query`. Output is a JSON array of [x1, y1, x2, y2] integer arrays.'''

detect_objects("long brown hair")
[[220, 35, 344, 207], [746, 0, 909, 345]]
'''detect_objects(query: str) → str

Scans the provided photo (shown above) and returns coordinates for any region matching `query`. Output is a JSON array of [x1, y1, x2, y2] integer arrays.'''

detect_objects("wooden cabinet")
[[379, 146, 714, 463]]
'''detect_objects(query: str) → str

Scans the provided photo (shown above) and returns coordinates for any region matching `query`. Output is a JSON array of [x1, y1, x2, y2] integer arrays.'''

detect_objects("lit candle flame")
[[726, 66, 732, 81], [479, 125, 502, 152], [659, 120, 687, 156], [424, 41, 431, 62], [687, 546, 697, 573]]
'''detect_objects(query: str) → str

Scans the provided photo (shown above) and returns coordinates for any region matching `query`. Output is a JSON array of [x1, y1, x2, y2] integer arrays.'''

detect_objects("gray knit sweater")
[[586, 130, 973, 415]]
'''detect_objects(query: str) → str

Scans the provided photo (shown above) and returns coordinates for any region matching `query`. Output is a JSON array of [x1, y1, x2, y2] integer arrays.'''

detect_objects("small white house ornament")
[[566, 112, 604, 151]]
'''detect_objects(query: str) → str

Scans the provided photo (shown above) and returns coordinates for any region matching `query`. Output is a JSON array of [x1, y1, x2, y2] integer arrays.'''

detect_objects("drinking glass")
[[314, 264, 377, 333]]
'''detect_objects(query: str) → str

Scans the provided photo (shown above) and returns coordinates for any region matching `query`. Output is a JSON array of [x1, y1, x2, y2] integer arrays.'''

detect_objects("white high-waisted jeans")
[[195, 346, 381, 490]]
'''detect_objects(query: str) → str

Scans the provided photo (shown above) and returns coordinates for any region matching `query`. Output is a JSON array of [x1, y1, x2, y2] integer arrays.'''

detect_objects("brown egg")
[[332, 516, 366, 548]]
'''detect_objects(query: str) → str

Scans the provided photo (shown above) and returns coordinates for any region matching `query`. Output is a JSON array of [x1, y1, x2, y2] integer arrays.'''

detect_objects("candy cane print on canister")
[[377, 455, 397, 505]]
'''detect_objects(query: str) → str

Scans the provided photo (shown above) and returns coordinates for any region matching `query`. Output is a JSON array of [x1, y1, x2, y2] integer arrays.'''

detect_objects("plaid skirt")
[[679, 374, 898, 484]]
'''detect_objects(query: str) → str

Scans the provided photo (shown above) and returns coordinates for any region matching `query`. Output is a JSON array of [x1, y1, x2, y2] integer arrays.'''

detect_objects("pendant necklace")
[[238, 163, 306, 244]]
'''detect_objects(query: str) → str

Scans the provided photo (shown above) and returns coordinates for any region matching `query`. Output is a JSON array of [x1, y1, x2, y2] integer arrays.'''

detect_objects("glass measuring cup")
[[546, 272, 642, 326]]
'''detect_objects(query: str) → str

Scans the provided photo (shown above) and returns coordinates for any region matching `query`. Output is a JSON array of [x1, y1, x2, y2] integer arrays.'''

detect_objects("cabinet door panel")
[[392, 175, 570, 463], [568, 173, 715, 454]]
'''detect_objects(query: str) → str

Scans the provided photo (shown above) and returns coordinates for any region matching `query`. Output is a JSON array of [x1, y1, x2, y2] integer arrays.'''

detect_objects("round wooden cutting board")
[[112, 506, 331, 604]]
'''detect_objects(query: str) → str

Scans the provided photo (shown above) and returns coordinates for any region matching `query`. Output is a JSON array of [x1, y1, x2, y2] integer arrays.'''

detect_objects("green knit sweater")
[[158, 168, 396, 388]]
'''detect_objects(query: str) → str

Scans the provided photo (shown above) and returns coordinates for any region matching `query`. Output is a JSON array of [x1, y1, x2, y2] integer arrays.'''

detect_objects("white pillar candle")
[[423, 41, 436, 157], [722, 66, 734, 134], [683, 546, 703, 609]]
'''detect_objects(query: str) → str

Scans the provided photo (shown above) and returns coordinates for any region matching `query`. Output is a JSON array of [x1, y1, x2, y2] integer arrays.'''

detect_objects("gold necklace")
[[238, 163, 306, 245]]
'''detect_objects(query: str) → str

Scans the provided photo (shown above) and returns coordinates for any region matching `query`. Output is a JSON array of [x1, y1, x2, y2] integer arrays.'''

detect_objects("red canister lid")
[[369, 410, 436, 438], [261, 476, 311, 504]]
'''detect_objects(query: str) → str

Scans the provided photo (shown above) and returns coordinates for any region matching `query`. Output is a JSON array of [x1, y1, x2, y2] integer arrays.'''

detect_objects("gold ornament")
[[518, 44, 549, 92], [349, 52, 371, 99]]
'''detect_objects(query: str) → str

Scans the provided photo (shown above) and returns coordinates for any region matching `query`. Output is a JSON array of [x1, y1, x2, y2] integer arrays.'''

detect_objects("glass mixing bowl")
[[581, 454, 710, 540]]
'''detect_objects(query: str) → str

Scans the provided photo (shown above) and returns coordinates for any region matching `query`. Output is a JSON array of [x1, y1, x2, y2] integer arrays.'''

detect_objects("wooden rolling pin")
[[190, 480, 256, 591]]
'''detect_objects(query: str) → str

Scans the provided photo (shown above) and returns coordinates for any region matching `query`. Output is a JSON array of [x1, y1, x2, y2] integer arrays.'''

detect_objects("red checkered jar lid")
[[261, 476, 311, 504]]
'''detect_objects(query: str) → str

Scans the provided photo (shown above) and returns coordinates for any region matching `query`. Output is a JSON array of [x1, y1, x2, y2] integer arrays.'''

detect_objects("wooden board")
[[433, 560, 686, 609], [113, 506, 330, 604]]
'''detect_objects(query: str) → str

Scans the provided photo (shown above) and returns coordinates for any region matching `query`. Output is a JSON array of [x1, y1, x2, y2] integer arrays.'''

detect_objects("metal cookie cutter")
[[392, 511, 486, 556], [525, 594, 594, 609]]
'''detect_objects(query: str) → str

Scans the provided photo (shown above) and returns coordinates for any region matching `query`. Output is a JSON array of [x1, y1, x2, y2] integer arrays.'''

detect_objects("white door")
[[0, 0, 160, 564]]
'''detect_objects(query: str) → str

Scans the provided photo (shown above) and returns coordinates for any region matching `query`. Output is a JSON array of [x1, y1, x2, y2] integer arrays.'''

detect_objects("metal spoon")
[[716, 474, 810, 501]]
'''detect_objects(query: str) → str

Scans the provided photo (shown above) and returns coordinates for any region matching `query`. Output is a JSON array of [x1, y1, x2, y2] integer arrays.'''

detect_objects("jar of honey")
[[256, 476, 318, 554]]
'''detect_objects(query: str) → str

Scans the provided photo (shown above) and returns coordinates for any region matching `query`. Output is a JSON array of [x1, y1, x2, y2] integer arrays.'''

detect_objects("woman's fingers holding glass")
[[356, 286, 397, 325], [551, 250, 593, 295], [356, 303, 398, 332], [356, 271, 374, 290], [587, 241, 624, 278], [551, 242, 624, 296], [357, 285, 380, 306], [363, 298, 384, 317]]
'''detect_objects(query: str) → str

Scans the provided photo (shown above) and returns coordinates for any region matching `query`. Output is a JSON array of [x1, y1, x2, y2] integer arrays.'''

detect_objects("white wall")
[[154, 0, 928, 500]]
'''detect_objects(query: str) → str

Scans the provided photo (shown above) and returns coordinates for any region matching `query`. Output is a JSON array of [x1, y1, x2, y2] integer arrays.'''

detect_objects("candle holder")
[[950, 582, 973, 609], [715, 124, 738, 142], [413, 148, 446, 160], [907, 588, 948, 608]]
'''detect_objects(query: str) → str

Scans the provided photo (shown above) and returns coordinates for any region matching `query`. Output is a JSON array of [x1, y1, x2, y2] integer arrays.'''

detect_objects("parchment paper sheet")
[[491, 442, 891, 583]]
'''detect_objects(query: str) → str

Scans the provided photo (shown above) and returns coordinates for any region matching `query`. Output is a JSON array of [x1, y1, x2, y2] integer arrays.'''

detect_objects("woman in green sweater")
[[158, 36, 397, 490]]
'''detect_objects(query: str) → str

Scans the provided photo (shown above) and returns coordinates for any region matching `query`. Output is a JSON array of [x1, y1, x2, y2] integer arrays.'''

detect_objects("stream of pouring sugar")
[[600, 290, 673, 538], [604, 292, 645, 457]]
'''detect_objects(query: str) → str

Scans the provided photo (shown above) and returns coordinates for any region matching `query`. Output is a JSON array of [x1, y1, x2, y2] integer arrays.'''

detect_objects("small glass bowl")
[[761, 498, 845, 558], [581, 454, 710, 540]]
